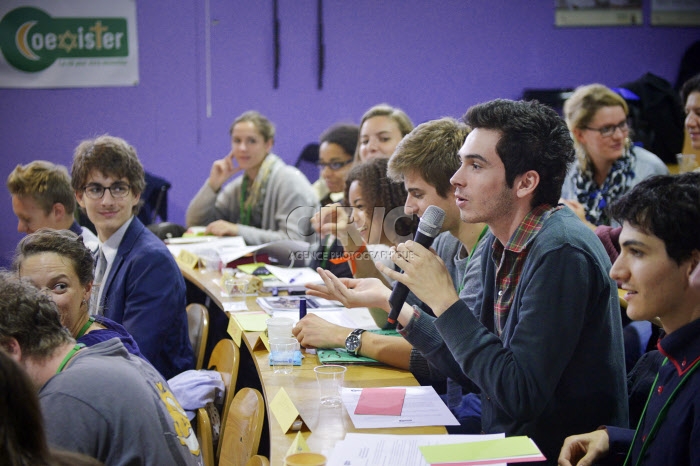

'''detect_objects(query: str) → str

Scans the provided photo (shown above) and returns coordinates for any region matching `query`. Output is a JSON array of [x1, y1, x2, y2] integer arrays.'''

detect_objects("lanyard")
[[56, 343, 86, 374], [239, 176, 252, 226], [76, 316, 96, 339], [458, 225, 489, 294], [624, 357, 700, 466]]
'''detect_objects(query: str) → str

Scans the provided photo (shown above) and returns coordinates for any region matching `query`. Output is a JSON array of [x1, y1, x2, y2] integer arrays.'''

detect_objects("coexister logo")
[[0, 6, 128, 72]]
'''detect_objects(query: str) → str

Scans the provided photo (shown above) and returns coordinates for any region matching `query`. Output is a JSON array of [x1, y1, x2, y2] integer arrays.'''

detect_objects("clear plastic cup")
[[266, 317, 294, 340], [313, 365, 346, 407], [269, 337, 298, 374]]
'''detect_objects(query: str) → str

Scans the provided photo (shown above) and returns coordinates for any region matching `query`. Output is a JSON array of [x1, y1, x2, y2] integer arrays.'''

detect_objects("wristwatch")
[[345, 329, 366, 356]]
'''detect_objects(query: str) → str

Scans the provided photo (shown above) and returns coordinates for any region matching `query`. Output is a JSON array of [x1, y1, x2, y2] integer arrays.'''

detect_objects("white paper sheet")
[[264, 264, 323, 285], [326, 433, 505, 466], [341, 386, 460, 429], [270, 308, 380, 331]]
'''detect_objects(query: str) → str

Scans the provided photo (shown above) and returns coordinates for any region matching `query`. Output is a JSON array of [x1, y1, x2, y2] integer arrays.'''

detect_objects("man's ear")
[[2, 337, 22, 361], [51, 202, 67, 222], [514, 170, 540, 200]]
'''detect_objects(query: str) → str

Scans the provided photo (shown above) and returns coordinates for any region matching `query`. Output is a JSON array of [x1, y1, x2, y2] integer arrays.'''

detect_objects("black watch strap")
[[345, 328, 366, 356]]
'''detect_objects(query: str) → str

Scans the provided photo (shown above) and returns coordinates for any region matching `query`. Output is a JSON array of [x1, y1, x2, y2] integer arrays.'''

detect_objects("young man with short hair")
[[313, 100, 628, 463], [71, 134, 194, 379], [0, 273, 202, 465], [298, 118, 486, 372], [7, 160, 98, 247], [559, 172, 700, 466]]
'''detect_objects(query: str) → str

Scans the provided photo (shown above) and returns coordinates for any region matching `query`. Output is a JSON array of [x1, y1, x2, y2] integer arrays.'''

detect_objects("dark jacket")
[[101, 217, 194, 379]]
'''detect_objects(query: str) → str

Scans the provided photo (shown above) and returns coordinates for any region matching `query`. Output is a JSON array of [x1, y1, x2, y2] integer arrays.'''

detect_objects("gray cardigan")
[[186, 154, 319, 245], [401, 208, 628, 464]]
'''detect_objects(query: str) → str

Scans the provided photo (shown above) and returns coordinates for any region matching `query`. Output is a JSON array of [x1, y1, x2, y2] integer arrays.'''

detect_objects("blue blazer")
[[100, 217, 194, 379]]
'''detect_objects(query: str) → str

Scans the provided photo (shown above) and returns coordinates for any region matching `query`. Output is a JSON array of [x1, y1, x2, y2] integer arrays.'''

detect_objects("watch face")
[[346, 335, 361, 352]]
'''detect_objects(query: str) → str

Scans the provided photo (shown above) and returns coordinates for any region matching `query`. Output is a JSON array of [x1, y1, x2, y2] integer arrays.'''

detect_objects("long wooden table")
[[181, 266, 446, 465]]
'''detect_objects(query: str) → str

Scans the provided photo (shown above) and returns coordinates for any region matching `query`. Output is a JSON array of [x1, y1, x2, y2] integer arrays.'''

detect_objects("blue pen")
[[289, 272, 304, 283], [299, 297, 307, 320]]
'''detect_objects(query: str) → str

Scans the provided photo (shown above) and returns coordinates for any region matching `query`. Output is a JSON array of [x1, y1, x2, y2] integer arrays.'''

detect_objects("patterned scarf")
[[573, 147, 636, 226]]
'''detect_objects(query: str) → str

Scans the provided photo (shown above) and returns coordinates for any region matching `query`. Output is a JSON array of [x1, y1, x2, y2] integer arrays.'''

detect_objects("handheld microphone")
[[386, 205, 445, 324]]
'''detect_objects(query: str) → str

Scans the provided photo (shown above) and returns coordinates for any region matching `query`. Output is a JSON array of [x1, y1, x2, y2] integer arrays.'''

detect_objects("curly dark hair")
[[71, 134, 146, 215], [464, 99, 575, 207], [609, 172, 700, 264], [344, 157, 418, 242], [0, 271, 74, 359]]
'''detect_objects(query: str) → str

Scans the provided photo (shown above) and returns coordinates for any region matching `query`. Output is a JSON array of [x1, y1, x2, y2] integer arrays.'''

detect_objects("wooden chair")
[[208, 339, 240, 460], [186, 303, 209, 370], [195, 407, 215, 466], [219, 388, 265, 466], [245, 455, 270, 466]]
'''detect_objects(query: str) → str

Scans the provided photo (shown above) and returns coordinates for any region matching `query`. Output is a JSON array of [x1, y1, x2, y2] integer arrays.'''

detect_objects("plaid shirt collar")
[[491, 204, 559, 336], [497, 204, 555, 254]]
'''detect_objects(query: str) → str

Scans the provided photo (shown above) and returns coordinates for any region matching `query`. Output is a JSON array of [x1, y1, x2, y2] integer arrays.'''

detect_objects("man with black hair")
[[559, 172, 700, 466]]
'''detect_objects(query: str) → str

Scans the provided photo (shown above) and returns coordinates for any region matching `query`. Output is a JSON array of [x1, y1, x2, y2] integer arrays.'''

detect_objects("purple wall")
[[1, 0, 697, 267]]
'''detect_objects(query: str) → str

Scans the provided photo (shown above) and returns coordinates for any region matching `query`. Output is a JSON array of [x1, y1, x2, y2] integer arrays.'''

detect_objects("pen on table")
[[289, 272, 304, 283], [299, 297, 307, 320]]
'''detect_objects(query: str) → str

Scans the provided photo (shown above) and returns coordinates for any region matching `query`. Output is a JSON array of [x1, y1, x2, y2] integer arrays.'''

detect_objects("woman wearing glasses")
[[560, 83, 668, 229], [186, 110, 319, 244], [313, 123, 359, 206]]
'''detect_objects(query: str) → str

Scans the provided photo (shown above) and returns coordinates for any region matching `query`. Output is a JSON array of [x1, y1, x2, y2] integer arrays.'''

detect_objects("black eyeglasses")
[[316, 160, 353, 171], [583, 121, 629, 138], [82, 182, 131, 199]]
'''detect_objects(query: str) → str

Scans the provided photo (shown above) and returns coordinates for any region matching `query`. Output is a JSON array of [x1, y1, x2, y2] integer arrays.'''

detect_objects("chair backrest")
[[195, 407, 215, 466], [245, 455, 270, 466], [294, 142, 320, 183], [219, 388, 265, 466], [138, 171, 171, 225], [186, 303, 210, 370], [208, 339, 240, 459]]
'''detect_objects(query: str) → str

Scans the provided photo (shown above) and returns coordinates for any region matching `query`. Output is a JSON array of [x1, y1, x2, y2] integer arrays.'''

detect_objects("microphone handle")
[[387, 282, 409, 324], [386, 230, 435, 324]]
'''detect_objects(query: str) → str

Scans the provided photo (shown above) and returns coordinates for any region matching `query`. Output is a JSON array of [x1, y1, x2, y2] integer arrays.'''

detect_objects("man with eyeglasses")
[[71, 134, 194, 379]]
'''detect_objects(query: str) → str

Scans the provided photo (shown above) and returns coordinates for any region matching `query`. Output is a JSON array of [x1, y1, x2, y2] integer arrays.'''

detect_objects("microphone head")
[[417, 205, 445, 238]]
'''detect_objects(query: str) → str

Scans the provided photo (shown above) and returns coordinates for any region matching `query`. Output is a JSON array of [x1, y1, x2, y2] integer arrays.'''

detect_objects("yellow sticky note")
[[226, 315, 243, 347], [176, 250, 199, 269], [233, 313, 269, 332], [285, 431, 310, 457], [270, 387, 303, 434]]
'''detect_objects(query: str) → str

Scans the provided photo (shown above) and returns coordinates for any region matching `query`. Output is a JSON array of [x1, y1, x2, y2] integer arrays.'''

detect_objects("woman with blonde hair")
[[186, 110, 319, 244], [560, 83, 668, 228], [356, 104, 413, 162]]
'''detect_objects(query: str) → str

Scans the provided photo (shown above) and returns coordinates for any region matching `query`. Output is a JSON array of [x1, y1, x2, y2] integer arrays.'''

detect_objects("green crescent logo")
[[0, 6, 129, 72]]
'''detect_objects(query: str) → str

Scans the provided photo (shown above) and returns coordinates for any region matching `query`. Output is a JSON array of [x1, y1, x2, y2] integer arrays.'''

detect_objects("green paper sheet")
[[418, 436, 545, 464]]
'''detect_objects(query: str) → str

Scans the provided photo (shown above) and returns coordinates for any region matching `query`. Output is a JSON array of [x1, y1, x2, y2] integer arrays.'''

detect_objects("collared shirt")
[[491, 204, 560, 336], [95, 216, 134, 311]]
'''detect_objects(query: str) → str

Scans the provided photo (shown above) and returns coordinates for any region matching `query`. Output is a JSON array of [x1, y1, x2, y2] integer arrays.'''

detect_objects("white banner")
[[0, 0, 139, 88]]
